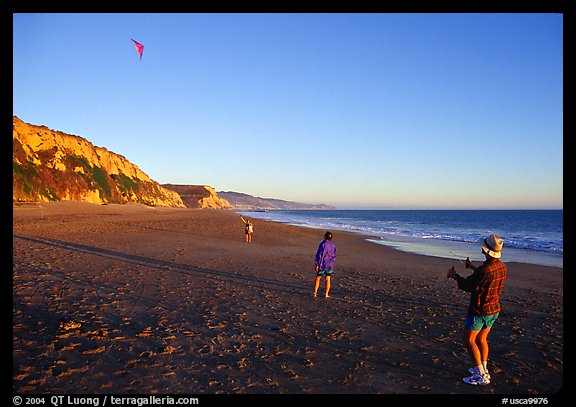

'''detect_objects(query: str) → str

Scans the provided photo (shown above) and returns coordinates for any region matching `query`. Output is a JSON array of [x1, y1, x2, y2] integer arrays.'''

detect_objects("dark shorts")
[[316, 269, 334, 276], [464, 312, 500, 331]]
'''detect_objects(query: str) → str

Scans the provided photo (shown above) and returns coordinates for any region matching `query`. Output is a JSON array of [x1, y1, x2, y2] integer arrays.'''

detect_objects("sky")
[[12, 13, 563, 209]]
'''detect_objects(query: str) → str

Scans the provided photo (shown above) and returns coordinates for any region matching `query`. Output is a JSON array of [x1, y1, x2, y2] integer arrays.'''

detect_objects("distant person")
[[447, 233, 508, 386], [313, 231, 337, 298], [240, 216, 253, 243]]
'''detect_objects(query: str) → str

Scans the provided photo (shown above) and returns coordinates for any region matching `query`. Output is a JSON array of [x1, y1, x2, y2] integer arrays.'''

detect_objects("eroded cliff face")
[[13, 116, 185, 207], [162, 184, 231, 209]]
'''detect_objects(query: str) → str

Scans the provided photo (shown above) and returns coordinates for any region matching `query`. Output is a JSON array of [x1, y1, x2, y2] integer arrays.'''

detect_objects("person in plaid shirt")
[[447, 233, 508, 385]]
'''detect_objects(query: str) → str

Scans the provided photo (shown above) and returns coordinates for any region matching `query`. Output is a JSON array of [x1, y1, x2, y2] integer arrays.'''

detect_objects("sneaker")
[[468, 367, 490, 381], [463, 373, 490, 385]]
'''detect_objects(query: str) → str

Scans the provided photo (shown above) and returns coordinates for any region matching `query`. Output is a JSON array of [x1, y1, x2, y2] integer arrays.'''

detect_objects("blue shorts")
[[464, 313, 500, 331], [316, 269, 334, 276]]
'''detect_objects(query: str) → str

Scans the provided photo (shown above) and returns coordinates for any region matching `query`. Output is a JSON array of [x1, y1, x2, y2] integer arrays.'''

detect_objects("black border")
[[7, 0, 572, 404]]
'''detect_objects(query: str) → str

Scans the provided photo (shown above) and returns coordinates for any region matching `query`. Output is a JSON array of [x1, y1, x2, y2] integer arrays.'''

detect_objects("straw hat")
[[481, 234, 504, 258]]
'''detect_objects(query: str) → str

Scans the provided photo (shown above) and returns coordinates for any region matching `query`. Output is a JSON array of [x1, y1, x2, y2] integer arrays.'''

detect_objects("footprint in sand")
[[80, 346, 106, 355], [160, 345, 179, 355], [329, 329, 347, 340], [196, 344, 214, 355], [136, 327, 153, 338], [281, 364, 299, 380]]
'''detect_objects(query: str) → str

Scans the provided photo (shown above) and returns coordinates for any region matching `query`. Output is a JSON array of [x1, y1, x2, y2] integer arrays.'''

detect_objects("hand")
[[447, 266, 456, 279], [315, 266, 319, 273]]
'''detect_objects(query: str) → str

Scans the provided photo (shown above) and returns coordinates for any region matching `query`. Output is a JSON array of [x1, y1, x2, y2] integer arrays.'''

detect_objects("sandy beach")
[[12, 202, 563, 395]]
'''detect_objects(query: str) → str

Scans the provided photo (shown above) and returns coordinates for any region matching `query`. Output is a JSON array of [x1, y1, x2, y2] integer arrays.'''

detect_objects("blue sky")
[[13, 13, 563, 209]]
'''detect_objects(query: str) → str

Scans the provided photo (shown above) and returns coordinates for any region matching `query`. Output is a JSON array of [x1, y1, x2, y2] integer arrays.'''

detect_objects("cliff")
[[162, 184, 231, 209], [12, 116, 185, 207]]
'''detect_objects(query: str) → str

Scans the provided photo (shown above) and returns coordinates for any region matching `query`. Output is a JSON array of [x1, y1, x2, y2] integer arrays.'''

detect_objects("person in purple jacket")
[[313, 231, 337, 298]]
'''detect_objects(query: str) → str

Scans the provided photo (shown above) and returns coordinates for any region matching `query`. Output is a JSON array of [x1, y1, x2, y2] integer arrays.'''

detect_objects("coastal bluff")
[[162, 184, 232, 209], [13, 116, 184, 207]]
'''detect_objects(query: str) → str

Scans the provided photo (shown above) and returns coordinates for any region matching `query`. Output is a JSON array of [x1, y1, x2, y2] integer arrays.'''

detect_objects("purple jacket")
[[315, 239, 337, 271]]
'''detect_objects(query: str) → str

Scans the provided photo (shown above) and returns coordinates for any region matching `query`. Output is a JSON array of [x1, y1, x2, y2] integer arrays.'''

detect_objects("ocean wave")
[[239, 210, 563, 256]]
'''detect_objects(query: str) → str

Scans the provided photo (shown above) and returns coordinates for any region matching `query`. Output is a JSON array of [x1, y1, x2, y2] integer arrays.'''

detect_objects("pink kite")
[[131, 38, 144, 60]]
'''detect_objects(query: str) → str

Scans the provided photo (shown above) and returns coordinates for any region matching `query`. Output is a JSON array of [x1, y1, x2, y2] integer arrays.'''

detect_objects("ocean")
[[237, 210, 563, 268]]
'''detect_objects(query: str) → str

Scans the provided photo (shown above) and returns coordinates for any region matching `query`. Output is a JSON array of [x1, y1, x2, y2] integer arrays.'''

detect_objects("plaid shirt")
[[455, 258, 507, 316]]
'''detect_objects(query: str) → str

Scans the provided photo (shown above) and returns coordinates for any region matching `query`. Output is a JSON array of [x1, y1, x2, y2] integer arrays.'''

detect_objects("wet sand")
[[12, 201, 564, 395]]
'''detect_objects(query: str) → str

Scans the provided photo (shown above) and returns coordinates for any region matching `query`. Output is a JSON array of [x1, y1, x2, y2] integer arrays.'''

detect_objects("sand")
[[12, 201, 564, 395]]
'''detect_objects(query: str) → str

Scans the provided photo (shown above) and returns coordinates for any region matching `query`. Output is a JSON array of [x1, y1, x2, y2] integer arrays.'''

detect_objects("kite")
[[131, 38, 144, 60]]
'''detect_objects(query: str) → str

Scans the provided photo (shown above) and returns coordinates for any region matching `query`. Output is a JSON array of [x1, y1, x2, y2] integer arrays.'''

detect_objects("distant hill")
[[218, 191, 335, 210]]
